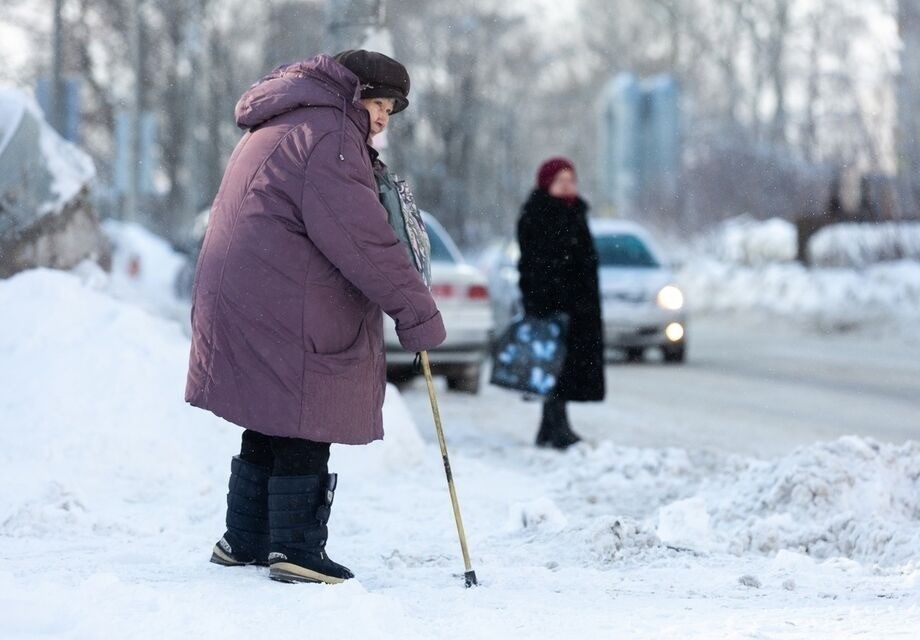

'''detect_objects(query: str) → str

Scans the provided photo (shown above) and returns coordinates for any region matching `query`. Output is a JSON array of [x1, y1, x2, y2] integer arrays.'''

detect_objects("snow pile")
[[587, 517, 661, 563], [0, 268, 229, 540], [678, 258, 920, 328], [700, 215, 798, 266], [530, 437, 920, 568], [666, 437, 920, 566], [0, 86, 95, 214], [0, 269, 422, 542], [505, 497, 569, 533], [555, 441, 731, 518], [68, 219, 191, 326], [677, 215, 920, 329], [809, 222, 920, 267], [94, 220, 189, 321], [655, 496, 718, 552]]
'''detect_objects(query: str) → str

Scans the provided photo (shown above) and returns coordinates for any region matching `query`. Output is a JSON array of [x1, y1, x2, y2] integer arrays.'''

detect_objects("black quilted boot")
[[267, 473, 354, 584], [210, 456, 271, 567]]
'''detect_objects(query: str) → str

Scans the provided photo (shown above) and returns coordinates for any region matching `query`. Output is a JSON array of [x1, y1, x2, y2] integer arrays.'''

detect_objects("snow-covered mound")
[[82, 219, 191, 323], [697, 215, 798, 266], [677, 216, 920, 329], [0, 269, 423, 541], [656, 438, 920, 566], [810, 222, 920, 267], [528, 438, 920, 568], [0, 268, 223, 540], [678, 258, 920, 329]]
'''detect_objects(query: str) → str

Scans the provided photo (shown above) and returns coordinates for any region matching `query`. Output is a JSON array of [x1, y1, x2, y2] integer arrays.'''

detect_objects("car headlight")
[[656, 285, 684, 310], [665, 322, 685, 342]]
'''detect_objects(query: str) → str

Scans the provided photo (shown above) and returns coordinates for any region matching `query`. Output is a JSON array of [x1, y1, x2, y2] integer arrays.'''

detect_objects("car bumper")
[[602, 305, 687, 348], [386, 342, 490, 366], [385, 320, 493, 367]]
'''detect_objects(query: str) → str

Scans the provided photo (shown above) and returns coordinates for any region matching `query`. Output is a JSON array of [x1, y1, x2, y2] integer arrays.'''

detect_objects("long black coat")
[[517, 189, 605, 402]]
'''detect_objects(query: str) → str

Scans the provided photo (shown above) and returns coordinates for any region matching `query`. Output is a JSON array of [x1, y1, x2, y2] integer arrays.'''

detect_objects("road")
[[399, 314, 920, 457]]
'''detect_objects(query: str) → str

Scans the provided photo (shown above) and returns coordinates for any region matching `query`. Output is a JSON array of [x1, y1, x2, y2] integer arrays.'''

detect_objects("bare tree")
[[897, 0, 920, 217], [7, 0, 906, 241]]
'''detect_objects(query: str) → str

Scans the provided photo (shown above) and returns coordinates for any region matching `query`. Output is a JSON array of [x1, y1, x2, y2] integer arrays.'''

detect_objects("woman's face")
[[549, 169, 578, 199], [361, 97, 396, 139]]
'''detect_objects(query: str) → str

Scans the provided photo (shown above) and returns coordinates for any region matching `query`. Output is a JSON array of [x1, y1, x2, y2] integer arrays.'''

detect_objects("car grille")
[[604, 291, 648, 304]]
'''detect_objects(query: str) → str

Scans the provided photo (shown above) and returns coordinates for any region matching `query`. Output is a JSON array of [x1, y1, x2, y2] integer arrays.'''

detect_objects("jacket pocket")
[[299, 326, 382, 444]]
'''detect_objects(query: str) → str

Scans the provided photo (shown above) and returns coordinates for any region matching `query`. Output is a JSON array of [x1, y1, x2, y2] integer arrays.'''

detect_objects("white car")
[[488, 219, 687, 363], [385, 212, 495, 391]]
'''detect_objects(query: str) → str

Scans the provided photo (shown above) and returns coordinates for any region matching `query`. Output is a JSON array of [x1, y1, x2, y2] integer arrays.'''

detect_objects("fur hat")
[[333, 49, 410, 114]]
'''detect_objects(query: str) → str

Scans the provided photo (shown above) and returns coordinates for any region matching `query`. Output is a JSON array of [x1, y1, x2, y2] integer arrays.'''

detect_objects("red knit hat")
[[536, 157, 576, 191]]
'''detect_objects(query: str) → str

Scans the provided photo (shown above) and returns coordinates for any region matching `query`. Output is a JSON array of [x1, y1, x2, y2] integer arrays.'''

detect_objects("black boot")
[[536, 396, 581, 450], [267, 473, 354, 584], [211, 456, 271, 567]]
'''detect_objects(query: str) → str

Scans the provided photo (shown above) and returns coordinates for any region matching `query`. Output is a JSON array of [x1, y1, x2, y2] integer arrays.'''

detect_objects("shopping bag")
[[489, 313, 569, 396]]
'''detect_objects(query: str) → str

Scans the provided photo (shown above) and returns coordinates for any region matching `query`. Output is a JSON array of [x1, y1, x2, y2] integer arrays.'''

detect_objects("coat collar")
[[524, 188, 588, 216]]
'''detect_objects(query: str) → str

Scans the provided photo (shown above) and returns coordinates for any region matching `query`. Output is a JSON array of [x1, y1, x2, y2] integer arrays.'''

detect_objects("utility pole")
[[898, 0, 920, 219], [180, 0, 204, 234], [124, 0, 145, 222], [51, 0, 65, 134]]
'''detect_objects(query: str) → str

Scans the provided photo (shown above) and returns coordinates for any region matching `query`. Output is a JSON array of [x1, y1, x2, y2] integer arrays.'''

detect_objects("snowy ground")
[[1, 259, 919, 639], [404, 314, 920, 458]]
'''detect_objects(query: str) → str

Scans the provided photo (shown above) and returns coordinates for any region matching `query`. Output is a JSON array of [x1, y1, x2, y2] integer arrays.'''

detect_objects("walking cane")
[[418, 350, 478, 588]]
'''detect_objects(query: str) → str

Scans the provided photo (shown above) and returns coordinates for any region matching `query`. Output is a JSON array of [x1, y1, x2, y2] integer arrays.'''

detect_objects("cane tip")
[[464, 570, 479, 588]]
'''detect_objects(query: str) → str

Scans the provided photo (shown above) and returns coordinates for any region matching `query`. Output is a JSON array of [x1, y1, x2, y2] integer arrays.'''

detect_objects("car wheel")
[[662, 344, 686, 363], [446, 366, 481, 394], [624, 347, 645, 363]]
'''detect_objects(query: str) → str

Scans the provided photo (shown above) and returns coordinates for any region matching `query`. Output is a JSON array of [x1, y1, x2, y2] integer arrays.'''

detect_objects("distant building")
[[0, 87, 108, 277], [597, 73, 680, 219]]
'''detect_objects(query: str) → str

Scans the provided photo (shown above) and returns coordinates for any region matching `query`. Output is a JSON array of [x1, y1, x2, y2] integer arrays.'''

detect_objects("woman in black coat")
[[517, 157, 605, 449]]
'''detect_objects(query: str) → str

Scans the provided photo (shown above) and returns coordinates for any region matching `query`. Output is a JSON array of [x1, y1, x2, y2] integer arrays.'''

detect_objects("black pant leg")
[[270, 436, 331, 476], [239, 429, 274, 468]]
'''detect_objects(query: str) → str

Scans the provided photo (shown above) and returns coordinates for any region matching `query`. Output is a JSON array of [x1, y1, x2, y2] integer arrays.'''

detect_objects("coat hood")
[[234, 54, 370, 138]]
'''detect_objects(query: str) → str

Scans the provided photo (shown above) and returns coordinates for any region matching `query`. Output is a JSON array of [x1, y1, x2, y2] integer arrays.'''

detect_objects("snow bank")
[[679, 216, 920, 329], [505, 497, 569, 533], [697, 215, 798, 266], [535, 438, 920, 568], [0, 268, 224, 541], [93, 220, 189, 322], [0, 268, 423, 541], [698, 437, 920, 566], [678, 258, 920, 329], [656, 496, 717, 552], [587, 517, 661, 563], [810, 222, 920, 267]]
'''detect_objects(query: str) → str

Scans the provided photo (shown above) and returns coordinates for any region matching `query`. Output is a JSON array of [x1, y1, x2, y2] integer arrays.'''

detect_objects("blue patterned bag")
[[489, 313, 570, 396]]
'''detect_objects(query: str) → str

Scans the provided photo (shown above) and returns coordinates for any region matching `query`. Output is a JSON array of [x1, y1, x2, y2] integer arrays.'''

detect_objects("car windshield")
[[594, 233, 659, 268], [428, 224, 457, 263]]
